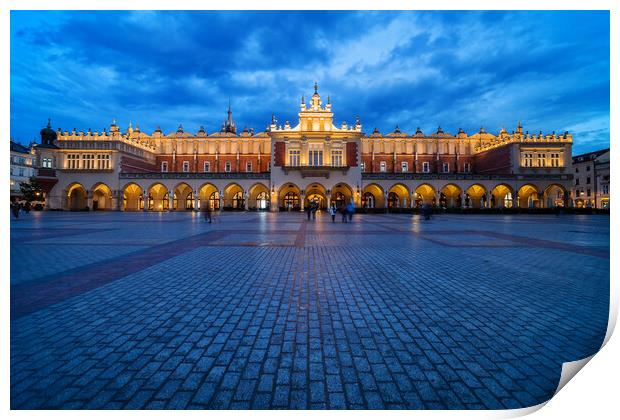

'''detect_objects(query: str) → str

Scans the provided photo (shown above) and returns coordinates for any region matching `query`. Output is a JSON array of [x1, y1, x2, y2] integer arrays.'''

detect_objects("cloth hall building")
[[32, 85, 574, 212]]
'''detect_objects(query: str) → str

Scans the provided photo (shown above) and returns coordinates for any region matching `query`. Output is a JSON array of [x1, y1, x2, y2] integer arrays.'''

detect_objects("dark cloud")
[[10, 10, 609, 154]]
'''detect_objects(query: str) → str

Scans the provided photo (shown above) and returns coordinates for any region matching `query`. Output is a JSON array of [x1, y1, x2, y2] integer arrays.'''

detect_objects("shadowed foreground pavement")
[[10, 212, 609, 409]]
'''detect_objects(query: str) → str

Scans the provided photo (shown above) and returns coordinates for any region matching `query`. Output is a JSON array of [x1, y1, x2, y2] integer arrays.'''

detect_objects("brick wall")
[[474, 146, 512, 174]]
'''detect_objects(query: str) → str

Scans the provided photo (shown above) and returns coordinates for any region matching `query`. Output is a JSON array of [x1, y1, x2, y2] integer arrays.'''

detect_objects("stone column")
[[244, 191, 249, 211], [168, 193, 174, 211], [143, 191, 148, 212], [300, 191, 305, 211], [194, 190, 199, 211], [117, 190, 124, 211], [86, 191, 94, 211]]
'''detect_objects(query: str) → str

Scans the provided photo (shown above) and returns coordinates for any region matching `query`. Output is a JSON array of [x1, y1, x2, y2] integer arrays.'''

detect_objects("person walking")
[[346, 201, 355, 222], [328, 204, 337, 223], [311, 201, 317, 220], [11, 202, 19, 219], [306, 202, 313, 220], [340, 203, 348, 223], [203, 204, 212, 223]]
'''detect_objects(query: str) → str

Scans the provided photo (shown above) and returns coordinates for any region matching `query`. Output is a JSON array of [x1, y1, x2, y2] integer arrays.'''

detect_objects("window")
[[575, 167, 579, 173], [523, 153, 533, 167], [97, 154, 111, 170], [182, 161, 190, 173], [575, 189, 580, 197], [464, 162, 471, 173], [209, 191, 220, 210], [308, 144, 323, 166], [289, 149, 300, 166], [575, 178, 580, 186], [331, 150, 343, 167], [232, 191, 245, 209], [19, 168, 24, 176], [443, 163, 449, 173], [82, 154, 95, 169], [422, 162, 430, 173], [380, 161, 386, 172], [586, 189, 591, 197], [67, 154, 80, 169], [246, 161, 253, 172], [42, 157, 52, 168], [603, 185, 609, 194], [586, 165, 591, 171], [225, 161, 231, 172], [550, 153, 560, 167], [256, 192, 269, 210], [361, 162, 366, 172], [204, 161, 210, 172], [586, 177, 591, 185], [401, 162, 408, 172], [283, 192, 300, 210], [536, 153, 545, 167], [161, 161, 168, 172]]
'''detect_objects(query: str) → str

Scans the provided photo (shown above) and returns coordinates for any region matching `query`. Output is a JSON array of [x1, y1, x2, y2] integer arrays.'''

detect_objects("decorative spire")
[[327, 95, 331, 104], [47, 118, 52, 128], [314, 81, 318, 94], [301, 95, 305, 104]]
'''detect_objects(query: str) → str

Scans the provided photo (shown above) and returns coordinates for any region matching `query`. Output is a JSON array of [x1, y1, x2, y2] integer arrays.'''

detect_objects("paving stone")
[[10, 212, 609, 409]]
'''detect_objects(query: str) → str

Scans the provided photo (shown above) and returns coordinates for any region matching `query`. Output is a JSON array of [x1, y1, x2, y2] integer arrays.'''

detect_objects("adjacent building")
[[31, 85, 575, 211], [10, 140, 36, 201], [572, 148, 610, 209]]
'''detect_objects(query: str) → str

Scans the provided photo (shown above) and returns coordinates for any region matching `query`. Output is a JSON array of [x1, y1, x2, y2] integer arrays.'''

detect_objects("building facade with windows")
[[10, 140, 36, 200], [572, 148, 610, 209], [32, 85, 574, 212]]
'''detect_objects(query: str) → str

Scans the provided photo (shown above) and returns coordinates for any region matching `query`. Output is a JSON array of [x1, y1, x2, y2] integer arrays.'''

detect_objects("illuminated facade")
[[33, 84, 574, 212]]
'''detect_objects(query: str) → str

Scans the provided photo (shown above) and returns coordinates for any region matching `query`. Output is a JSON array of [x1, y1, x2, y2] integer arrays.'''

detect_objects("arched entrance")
[[465, 184, 487, 209], [305, 183, 327, 210], [517, 184, 539, 208], [440, 184, 462, 208], [67, 183, 87, 211], [279, 183, 301, 211], [330, 183, 353, 209], [388, 183, 410, 209], [199, 183, 220, 210], [173, 182, 194, 211], [414, 184, 435, 207], [91, 183, 112, 210], [123, 183, 143, 211], [224, 183, 245, 210], [491, 184, 514, 208], [361, 184, 384, 208], [147, 183, 169, 212], [544, 184, 567, 208], [249, 183, 270, 211]]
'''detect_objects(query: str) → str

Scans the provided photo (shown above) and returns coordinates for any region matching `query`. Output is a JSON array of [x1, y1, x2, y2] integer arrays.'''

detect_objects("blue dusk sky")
[[10, 10, 609, 154]]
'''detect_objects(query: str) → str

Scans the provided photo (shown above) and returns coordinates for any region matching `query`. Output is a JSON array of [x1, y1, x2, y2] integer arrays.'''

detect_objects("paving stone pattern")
[[10, 211, 609, 409]]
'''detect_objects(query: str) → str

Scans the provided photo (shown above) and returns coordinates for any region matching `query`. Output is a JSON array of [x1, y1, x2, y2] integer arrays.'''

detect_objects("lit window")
[[42, 157, 52, 168], [182, 161, 190, 173], [308, 144, 323, 166], [380, 161, 386, 172], [361, 162, 366, 172], [401, 162, 408, 172], [537, 153, 546, 167], [331, 150, 343, 167], [161, 161, 168, 172], [550, 153, 560, 167], [523, 153, 533, 167], [225, 161, 231, 172], [289, 149, 300, 166], [422, 162, 430, 173]]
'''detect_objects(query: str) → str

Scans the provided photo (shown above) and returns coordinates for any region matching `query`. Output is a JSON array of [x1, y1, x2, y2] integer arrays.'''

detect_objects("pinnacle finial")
[[327, 95, 330, 104], [47, 118, 51, 128], [301, 95, 305, 104], [314, 81, 318, 94]]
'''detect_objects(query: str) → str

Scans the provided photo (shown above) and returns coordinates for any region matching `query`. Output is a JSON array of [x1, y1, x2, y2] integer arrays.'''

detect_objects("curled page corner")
[[554, 355, 595, 396]]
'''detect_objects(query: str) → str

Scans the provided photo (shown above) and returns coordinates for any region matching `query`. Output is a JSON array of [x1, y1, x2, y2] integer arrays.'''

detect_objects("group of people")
[[307, 200, 356, 223], [10, 201, 32, 219]]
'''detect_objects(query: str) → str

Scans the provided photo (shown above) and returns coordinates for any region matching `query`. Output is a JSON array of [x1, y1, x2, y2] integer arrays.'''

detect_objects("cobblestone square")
[[10, 211, 609, 409]]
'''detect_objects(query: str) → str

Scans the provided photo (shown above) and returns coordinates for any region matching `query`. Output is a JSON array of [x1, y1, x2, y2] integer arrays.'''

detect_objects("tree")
[[19, 178, 44, 202]]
